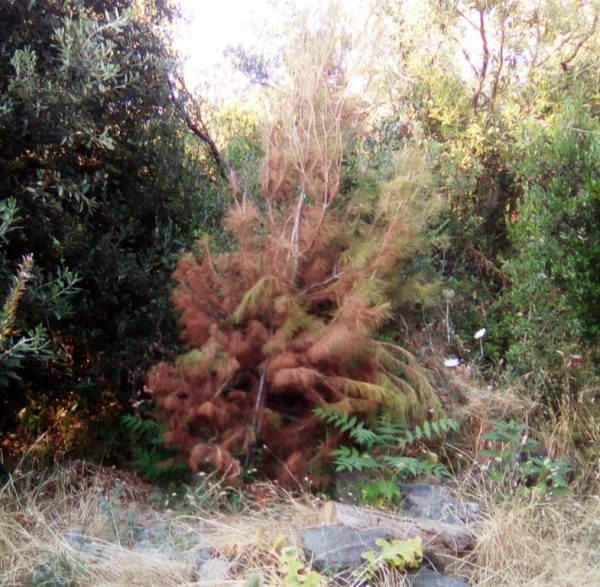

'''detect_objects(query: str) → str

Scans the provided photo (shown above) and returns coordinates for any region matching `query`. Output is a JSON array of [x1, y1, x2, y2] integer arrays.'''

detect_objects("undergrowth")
[[121, 414, 190, 487], [315, 409, 458, 506]]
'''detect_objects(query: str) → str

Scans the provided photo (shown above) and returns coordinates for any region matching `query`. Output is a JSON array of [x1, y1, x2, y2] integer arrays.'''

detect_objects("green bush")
[[502, 99, 600, 395], [0, 0, 224, 448]]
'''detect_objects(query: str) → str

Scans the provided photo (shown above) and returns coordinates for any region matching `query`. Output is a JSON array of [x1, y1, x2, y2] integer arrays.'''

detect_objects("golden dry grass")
[[0, 461, 327, 586], [1, 392, 598, 587], [3, 460, 599, 586], [0, 463, 190, 586], [453, 488, 600, 587], [444, 372, 600, 586]]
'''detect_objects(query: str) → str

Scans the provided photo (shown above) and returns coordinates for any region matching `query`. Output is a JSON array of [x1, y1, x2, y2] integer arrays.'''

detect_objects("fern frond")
[[330, 446, 379, 472]]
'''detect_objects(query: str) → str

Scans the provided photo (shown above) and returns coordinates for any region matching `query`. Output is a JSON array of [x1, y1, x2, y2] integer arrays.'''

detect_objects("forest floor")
[[0, 456, 599, 586], [1, 375, 599, 586]]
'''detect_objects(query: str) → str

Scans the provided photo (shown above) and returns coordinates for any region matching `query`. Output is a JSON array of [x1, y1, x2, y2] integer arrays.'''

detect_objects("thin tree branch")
[[299, 267, 343, 296], [472, 8, 489, 110], [560, 14, 598, 70], [490, 24, 506, 108], [168, 78, 230, 184]]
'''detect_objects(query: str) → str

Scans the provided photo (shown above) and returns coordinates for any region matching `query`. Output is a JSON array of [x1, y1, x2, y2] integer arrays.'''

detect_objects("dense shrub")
[[502, 99, 600, 393], [0, 0, 224, 450]]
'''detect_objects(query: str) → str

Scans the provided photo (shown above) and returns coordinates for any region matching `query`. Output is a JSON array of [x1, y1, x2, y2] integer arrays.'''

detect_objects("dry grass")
[[2, 384, 599, 587], [3, 460, 599, 586], [535, 382, 600, 490], [453, 486, 600, 587], [443, 371, 600, 586], [0, 462, 191, 586], [0, 460, 327, 586]]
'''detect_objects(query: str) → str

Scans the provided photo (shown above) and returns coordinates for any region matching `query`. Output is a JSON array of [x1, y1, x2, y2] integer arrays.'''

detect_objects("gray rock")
[[63, 529, 86, 547], [24, 563, 69, 587], [194, 557, 232, 582], [401, 483, 481, 525], [333, 470, 371, 505], [131, 523, 178, 558], [302, 524, 395, 571], [187, 545, 213, 567], [63, 530, 114, 558], [131, 540, 176, 559], [136, 524, 168, 544], [407, 568, 470, 587]]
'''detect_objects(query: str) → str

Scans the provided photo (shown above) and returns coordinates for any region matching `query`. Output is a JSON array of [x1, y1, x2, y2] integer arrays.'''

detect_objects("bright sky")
[[175, 0, 272, 69], [173, 0, 486, 106], [174, 0, 373, 100]]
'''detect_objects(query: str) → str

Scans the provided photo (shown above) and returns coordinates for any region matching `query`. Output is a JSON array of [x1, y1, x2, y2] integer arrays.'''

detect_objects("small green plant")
[[0, 252, 53, 387], [24, 553, 86, 587], [121, 414, 189, 486], [100, 484, 141, 546], [481, 419, 574, 497], [280, 547, 323, 586], [314, 409, 458, 506], [360, 537, 423, 577]]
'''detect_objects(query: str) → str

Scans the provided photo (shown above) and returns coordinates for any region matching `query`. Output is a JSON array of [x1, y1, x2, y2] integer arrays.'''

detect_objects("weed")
[[360, 537, 423, 577], [121, 414, 189, 487], [480, 419, 574, 497], [280, 547, 324, 586]]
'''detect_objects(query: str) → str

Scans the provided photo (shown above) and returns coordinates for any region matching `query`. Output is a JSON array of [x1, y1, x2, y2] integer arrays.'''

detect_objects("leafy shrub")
[[481, 419, 574, 498], [0, 199, 77, 410], [501, 99, 600, 397], [0, 0, 223, 443]]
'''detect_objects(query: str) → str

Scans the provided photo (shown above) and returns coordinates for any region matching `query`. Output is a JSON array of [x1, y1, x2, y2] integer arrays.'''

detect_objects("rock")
[[302, 524, 395, 571], [407, 568, 471, 587], [318, 502, 475, 561], [187, 545, 213, 567], [131, 523, 178, 558], [63, 529, 86, 547], [332, 470, 371, 505], [63, 529, 114, 557], [24, 562, 69, 587], [194, 557, 232, 582], [401, 483, 481, 525]]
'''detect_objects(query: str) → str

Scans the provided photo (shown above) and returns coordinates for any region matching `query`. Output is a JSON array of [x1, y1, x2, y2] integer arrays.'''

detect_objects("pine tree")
[[148, 5, 442, 486]]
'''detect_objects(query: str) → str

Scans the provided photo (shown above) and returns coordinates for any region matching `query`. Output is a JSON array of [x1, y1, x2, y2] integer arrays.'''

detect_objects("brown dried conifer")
[[148, 5, 442, 486]]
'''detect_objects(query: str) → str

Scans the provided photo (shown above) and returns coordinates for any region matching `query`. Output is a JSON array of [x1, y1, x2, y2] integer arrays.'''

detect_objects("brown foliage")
[[148, 5, 442, 486]]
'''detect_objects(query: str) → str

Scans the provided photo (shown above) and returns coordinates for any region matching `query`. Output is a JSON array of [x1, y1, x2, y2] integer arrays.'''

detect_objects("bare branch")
[[490, 22, 506, 108], [472, 8, 489, 110], [168, 78, 230, 184], [560, 14, 598, 70]]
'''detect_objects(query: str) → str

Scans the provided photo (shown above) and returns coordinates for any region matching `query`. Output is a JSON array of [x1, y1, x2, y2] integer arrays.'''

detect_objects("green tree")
[[0, 0, 224, 448], [370, 0, 600, 373], [503, 94, 600, 391]]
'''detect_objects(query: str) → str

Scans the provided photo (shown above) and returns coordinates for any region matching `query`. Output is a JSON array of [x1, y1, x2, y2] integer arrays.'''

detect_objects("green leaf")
[[361, 538, 423, 574], [423, 420, 432, 441]]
